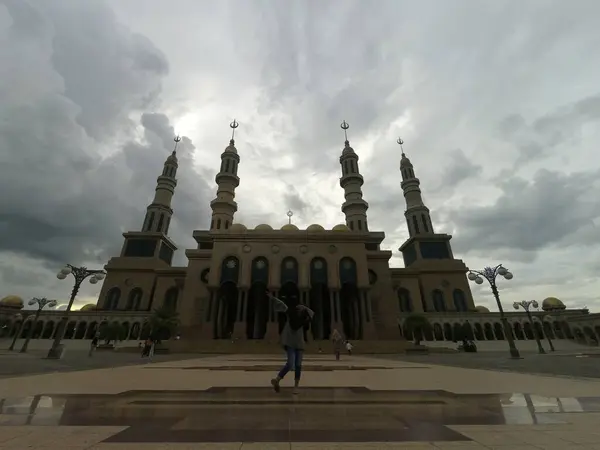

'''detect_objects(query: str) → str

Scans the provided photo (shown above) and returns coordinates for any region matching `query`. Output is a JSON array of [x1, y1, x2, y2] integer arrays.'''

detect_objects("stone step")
[[116, 339, 457, 355]]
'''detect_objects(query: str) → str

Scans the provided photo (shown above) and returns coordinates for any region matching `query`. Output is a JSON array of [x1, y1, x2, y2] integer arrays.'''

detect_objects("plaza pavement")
[[0, 354, 600, 448]]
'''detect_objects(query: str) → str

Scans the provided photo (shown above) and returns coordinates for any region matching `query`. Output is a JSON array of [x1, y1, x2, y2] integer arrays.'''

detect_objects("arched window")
[[126, 288, 143, 310], [145, 212, 155, 231], [344, 160, 350, 174], [397, 288, 413, 312], [422, 214, 429, 232], [157, 214, 165, 232], [225, 159, 231, 172], [165, 217, 171, 234], [280, 257, 299, 285], [432, 289, 446, 312], [220, 256, 240, 284], [338, 257, 357, 285], [350, 160, 357, 173], [452, 289, 468, 312], [225, 220, 230, 229], [105, 288, 121, 310], [164, 287, 179, 311], [357, 220, 362, 231], [210, 219, 215, 229], [217, 219, 222, 229], [412, 215, 420, 234]]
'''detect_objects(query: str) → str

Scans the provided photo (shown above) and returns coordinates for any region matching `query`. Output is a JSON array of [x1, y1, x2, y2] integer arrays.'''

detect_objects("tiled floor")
[[1, 354, 600, 448]]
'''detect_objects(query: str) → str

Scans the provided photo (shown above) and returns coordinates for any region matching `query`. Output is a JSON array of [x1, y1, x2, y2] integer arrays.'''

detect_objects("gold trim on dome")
[[281, 224, 299, 231], [332, 224, 350, 231]]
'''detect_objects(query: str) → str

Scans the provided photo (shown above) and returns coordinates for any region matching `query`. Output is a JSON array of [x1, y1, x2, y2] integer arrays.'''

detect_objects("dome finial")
[[173, 135, 181, 155], [229, 119, 239, 144], [340, 120, 350, 146], [286, 209, 294, 225], [397, 137, 405, 157]]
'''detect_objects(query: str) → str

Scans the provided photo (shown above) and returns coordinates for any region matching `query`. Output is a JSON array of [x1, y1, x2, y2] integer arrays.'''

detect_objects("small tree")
[[149, 306, 180, 342], [99, 322, 127, 345], [403, 314, 431, 346]]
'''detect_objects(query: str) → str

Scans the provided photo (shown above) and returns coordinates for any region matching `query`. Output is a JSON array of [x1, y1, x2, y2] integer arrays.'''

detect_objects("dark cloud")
[[445, 168, 600, 258]]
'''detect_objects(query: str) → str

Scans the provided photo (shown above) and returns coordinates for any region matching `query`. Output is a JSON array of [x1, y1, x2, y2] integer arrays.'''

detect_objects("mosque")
[[1, 122, 599, 348]]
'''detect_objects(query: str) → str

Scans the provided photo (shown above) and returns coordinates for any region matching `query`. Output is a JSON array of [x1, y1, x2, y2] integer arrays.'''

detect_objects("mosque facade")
[[1, 124, 600, 347]]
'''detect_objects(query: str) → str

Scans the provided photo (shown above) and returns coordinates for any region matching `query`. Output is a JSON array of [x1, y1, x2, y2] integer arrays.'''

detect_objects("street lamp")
[[47, 264, 105, 359], [468, 264, 521, 359], [20, 298, 57, 353], [513, 300, 546, 354], [541, 314, 556, 352], [8, 313, 24, 351]]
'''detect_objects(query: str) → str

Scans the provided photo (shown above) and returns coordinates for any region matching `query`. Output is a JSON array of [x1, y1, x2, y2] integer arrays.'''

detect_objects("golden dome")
[[254, 224, 273, 231], [0, 295, 24, 309], [332, 224, 350, 232], [306, 224, 325, 232], [474, 305, 490, 313], [229, 223, 247, 232], [79, 304, 97, 311], [281, 224, 299, 231], [542, 297, 566, 311]]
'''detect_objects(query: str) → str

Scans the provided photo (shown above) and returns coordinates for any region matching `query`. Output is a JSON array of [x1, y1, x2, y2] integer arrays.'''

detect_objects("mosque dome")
[[79, 304, 97, 312], [166, 151, 178, 164], [0, 295, 24, 309], [332, 224, 350, 232], [224, 140, 238, 154], [474, 305, 490, 313], [306, 224, 325, 232], [281, 224, 299, 231], [254, 224, 273, 231], [542, 297, 566, 311], [229, 223, 247, 233]]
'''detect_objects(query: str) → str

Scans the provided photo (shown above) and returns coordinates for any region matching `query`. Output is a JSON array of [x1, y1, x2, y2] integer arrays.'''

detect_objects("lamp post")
[[20, 298, 57, 353], [541, 315, 556, 352], [8, 313, 25, 351], [47, 264, 105, 359], [513, 300, 546, 354], [468, 264, 521, 359]]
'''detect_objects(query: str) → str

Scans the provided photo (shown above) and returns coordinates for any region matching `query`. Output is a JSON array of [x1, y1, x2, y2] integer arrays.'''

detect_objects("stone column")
[[232, 290, 245, 339]]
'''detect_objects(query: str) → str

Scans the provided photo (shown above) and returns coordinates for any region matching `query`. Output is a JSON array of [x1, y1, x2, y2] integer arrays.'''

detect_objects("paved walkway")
[[0, 354, 600, 448]]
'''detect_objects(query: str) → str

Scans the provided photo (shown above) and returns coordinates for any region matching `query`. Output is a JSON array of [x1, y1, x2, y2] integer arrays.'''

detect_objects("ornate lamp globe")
[[56, 272, 67, 280], [513, 302, 519, 310], [531, 300, 539, 309], [467, 272, 477, 281], [475, 277, 484, 284], [497, 267, 507, 276], [90, 277, 98, 285], [504, 272, 513, 280], [95, 273, 105, 280], [60, 266, 72, 275]]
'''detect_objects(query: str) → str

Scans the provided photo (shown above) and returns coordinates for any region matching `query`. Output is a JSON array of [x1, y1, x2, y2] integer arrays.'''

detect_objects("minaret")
[[338, 121, 369, 232], [398, 138, 434, 236], [209, 120, 241, 231], [141, 136, 180, 235]]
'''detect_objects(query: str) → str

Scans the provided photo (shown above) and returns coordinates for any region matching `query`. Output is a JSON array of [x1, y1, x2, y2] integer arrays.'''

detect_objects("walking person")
[[267, 291, 314, 395], [331, 329, 343, 361], [89, 334, 99, 357], [148, 337, 155, 359], [141, 338, 152, 358]]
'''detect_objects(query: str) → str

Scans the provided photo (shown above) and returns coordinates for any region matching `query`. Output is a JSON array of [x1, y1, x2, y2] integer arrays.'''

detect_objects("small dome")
[[224, 139, 238, 154], [332, 224, 350, 232], [542, 297, 566, 311], [79, 304, 97, 311], [341, 141, 356, 156], [166, 151, 178, 164], [474, 305, 490, 313], [306, 224, 325, 232], [0, 295, 24, 309], [281, 224, 299, 231], [229, 223, 247, 232], [254, 224, 273, 231]]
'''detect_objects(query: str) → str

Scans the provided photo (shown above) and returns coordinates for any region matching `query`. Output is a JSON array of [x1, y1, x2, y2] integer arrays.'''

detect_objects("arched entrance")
[[339, 257, 361, 340], [278, 257, 300, 335], [215, 256, 240, 339], [246, 257, 269, 339], [309, 257, 331, 340]]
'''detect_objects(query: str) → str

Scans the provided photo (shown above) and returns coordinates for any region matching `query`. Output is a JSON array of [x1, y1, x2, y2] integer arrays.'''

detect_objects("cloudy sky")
[[1, 0, 600, 313]]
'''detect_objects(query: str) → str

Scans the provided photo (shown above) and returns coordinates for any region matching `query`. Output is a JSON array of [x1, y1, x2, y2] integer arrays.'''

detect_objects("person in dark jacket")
[[268, 292, 314, 395]]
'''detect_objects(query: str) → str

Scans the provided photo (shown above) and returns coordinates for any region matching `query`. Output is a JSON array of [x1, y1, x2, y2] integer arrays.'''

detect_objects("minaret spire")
[[141, 136, 180, 235], [398, 137, 434, 236], [338, 120, 369, 232], [209, 121, 241, 231]]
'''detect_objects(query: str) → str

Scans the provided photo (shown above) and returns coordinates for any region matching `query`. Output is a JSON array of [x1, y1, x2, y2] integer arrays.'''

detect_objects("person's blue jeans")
[[277, 346, 303, 381]]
